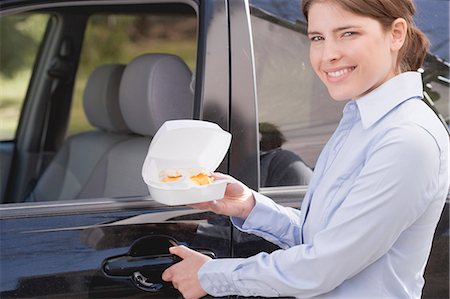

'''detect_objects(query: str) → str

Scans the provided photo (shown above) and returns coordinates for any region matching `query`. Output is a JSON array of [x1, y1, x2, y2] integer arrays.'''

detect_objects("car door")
[[0, 0, 234, 298]]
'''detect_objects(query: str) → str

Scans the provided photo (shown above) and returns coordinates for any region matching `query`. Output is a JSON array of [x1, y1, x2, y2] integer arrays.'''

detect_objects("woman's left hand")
[[162, 245, 211, 299]]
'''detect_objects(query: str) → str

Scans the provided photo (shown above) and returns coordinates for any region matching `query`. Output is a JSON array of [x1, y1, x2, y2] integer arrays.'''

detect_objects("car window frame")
[[0, 0, 232, 210]]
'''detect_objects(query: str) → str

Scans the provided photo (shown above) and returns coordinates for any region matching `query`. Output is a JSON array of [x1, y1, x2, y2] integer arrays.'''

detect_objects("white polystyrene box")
[[142, 120, 232, 205]]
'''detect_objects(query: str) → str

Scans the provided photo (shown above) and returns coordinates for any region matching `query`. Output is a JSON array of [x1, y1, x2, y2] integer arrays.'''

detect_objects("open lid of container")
[[142, 120, 232, 185]]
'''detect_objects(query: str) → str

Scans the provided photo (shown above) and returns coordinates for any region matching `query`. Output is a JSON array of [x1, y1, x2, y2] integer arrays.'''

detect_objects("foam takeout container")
[[142, 120, 232, 205]]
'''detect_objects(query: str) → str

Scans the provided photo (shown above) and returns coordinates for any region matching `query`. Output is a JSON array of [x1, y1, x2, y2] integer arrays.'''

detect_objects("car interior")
[[27, 54, 195, 201], [0, 3, 199, 204]]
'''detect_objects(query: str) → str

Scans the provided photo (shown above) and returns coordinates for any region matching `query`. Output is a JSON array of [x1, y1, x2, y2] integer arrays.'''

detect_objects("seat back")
[[80, 54, 194, 198], [27, 64, 130, 201]]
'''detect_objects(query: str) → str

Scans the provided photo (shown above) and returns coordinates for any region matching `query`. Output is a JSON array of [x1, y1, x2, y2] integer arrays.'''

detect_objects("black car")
[[0, 0, 448, 298]]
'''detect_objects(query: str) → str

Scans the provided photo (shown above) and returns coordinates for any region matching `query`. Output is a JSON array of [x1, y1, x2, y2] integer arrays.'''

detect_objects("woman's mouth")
[[325, 67, 356, 81]]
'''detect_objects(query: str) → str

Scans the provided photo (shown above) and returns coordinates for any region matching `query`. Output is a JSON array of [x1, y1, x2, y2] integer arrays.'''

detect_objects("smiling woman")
[[160, 0, 450, 298]]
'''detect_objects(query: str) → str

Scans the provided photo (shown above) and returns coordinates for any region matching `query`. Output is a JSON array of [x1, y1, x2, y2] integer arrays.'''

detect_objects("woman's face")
[[307, 2, 398, 101]]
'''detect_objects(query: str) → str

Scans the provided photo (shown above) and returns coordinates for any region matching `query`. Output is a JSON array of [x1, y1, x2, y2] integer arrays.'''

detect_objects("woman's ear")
[[390, 18, 407, 51]]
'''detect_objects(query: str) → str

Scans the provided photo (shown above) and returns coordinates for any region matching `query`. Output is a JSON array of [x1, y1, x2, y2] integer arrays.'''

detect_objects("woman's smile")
[[325, 66, 356, 82]]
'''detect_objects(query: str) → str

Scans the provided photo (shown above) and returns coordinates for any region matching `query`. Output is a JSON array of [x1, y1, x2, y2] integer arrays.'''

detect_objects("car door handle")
[[102, 235, 215, 292]]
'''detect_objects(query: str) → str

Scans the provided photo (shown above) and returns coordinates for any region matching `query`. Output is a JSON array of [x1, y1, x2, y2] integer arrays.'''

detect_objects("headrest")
[[83, 64, 130, 133], [119, 54, 194, 136]]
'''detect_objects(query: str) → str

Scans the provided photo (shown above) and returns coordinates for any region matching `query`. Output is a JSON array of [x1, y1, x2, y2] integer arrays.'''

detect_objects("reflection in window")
[[422, 55, 450, 129], [259, 122, 312, 187], [250, 14, 345, 188]]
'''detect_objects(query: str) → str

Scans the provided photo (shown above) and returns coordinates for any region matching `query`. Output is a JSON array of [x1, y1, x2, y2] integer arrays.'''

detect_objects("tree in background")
[[0, 15, 49, 78]]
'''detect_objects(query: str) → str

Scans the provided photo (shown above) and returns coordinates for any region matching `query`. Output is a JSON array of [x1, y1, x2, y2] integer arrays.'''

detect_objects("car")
[[0, 0, 448, 298]]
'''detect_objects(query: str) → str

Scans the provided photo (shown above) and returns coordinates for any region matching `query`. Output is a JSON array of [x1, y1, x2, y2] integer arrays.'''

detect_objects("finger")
[[188, 201, 215, 210], [211, 172, 228, 179], [179, 285, 207, 299], [161, 267, 173, 282], [212, 172, 236, 183], [169, 245, 194, 259], [191, 199, 224, 209]]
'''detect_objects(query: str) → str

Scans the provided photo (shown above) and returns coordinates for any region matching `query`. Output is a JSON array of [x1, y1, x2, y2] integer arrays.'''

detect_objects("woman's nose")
[[322, 40, 341, 62]]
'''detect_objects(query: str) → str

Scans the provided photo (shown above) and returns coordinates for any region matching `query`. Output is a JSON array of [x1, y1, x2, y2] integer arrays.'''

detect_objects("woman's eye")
[[342, 31, 357, 37], [310, 36, 323, 42]]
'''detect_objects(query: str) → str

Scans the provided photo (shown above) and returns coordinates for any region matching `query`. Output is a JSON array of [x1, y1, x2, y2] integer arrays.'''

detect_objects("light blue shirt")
[[198, 72, 449, 298]]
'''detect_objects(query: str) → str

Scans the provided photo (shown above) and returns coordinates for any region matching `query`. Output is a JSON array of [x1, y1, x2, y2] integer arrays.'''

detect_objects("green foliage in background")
[[78, 14, 196, 73], [0, 12, 197, 139], [0, 15, 49, 78], [0, 15, 49, 139]]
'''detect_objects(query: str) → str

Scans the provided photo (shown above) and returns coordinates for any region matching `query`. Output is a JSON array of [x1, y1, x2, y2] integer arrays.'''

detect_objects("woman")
[[162, 0, 449, 298]]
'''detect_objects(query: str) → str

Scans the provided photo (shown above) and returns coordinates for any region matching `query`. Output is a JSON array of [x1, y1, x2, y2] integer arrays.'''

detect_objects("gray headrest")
[[119, 54, 194, 136], [83, 64, 130, 133]]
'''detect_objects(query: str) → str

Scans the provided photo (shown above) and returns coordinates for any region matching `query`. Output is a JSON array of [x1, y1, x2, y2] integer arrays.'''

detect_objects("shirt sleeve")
[[199, 125, 442, 298], [230, 191, 303, 249]]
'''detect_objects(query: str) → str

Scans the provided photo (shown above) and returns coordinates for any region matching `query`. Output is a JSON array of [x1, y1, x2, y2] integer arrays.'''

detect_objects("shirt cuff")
[[231, 190, 276, 229], [198, 258, 246, 297], [230, 191, 292, 248]]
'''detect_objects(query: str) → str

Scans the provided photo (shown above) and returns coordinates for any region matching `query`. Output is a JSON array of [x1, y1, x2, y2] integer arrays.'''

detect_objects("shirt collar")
[[355, 72, 423, 129]]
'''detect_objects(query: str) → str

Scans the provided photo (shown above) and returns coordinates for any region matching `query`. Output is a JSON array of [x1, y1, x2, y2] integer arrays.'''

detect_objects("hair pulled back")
[[302, 0, 429, 72]]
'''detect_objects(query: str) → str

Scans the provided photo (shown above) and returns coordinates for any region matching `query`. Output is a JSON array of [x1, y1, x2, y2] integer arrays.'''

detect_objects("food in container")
[[142, 120, 232, 205]]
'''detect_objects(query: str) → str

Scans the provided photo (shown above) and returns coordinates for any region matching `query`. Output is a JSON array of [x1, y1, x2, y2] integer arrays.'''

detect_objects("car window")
[[0, 14, 50, 141], [0, 5, 198, 204], [68, 12, 197, 136], [423, 57, 450, 129], [250, 13, 346, 188]]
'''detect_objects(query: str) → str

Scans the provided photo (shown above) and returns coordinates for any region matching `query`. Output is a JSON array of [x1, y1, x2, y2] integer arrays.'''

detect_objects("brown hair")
[[259, 122, 286, 151], [301, 0, 429, 72]]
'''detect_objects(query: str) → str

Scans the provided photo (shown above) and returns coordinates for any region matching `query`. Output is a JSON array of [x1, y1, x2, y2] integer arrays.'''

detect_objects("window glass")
[[0, 14, 49, 140], [68, 12, 197, 135], [251, 15, 346, 188], [422, 57, 450, 129]]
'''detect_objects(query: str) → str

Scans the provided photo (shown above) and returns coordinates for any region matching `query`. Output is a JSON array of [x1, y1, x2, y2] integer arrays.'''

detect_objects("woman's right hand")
[[189, 173, 256, 220]]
